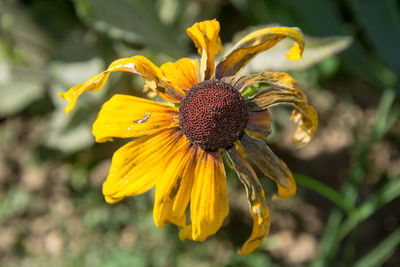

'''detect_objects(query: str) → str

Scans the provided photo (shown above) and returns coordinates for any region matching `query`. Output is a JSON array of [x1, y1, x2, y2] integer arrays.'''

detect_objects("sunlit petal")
[[187, 19, 223, 81], [227, 145, 270, 256], [92, 94, 179, 142], [58, 55, 185, 113], [216, 27, 304, 83], [244, 72, 318, 146], [290, 105, 318, 145], [153, 144, 198, 227], [180, 150, 229, 241], [161, 58, 200, 92], [103, 127, 188, 204]]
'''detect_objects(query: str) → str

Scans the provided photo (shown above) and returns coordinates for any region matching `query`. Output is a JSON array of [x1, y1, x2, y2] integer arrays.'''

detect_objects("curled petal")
[[103, 127, 187, 204], [291, 105, 318, 145], [187, 19, 223, 81], [153, 144, 198, 228], [160, 58, 200, 92], [216, 27, 304, 83], [58, 56, 185, 114], [227, 145, 270, 256], [244, 72, 318, 146], [180, 151, 229, 242], [235, 71, 300, 92], [92, 94, 179, 142], [240, 133, 296, 200]]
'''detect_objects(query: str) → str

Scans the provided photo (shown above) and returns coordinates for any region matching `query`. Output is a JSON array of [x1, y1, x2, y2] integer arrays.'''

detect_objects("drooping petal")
[[153, 143, 198, 228], [160, 58, 200, 92], [290, 105, 318, 145], [180, 150, 229, 241], [239, 133, 296, 200], [103, 127, 188, 204], [215, 27, 304, 83], [227, 145, 270, 256], [92, 94, 179, 142], [186, 19, 223, 81], [244, 72, 318, 146], [58, 56, 185, 114], [246, 110, 272, 140]]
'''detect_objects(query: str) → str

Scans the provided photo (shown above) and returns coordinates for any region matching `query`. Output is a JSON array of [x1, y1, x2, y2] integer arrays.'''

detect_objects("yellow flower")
[[58, 19, 318, 255]]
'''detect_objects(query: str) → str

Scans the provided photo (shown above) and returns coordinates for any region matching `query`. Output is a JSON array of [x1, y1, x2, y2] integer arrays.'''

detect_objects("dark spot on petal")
[[169, 176, 182, 199]]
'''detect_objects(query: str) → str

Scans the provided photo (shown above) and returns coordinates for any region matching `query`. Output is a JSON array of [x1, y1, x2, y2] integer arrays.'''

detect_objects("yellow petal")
[[216, 27, 304, 82], [92, 94, 179, 142], [180, 150, 229, 241], [153, 144, 198, 228], [244, 72, 318, 146], [103, 127, 188, 204], [227, 145, 270, 255], [239, 133, 296, 200], [187, 19, 223, 81], [160, 58, 200, 92], [290, 105, 318, 145], [58, 55, 185, 114]]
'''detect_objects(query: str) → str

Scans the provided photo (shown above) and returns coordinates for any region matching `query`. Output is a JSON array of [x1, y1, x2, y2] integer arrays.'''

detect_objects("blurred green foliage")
[[0, 0, 399, 266]]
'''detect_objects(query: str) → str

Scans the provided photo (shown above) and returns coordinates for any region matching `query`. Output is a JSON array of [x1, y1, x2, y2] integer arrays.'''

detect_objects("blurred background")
[[0, 0, 399, 266]]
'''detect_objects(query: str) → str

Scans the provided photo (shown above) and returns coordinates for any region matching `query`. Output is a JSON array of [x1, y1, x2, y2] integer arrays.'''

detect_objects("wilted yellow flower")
[[59, 19, 317, 255]]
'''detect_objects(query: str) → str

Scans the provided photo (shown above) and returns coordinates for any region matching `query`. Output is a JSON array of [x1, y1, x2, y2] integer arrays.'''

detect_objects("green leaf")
[[294, 173, 354, 213], [311, 209, 343, 267], [45, 58, 106, 153], [312, 90, 398, 266], [0, 4, 51, 116], [337, 177, 400, 241], [72, 0, 185, 57], [0, 52, 45, 117], [350, 0, 400, 76], [354, 228, 400, 267], [243, 34, 352, 72], [278, 0, 396, 88], [240, 83, 263, 98], [44, 109, 95, 154], [372, 89, 398, 141], [0, 74, 45, 116]]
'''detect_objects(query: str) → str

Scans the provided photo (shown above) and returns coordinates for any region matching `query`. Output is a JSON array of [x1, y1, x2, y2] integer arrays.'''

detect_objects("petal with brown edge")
[[186, 19, 223, 81], [92, 94, 179, 142], [227, 144, 270, 256], [246, 110, 272, 140], [244, 72, 318, 146], [102, 127, 187, 204], [235, 71, 302, 92], [239, 133, 296, 200], [216, 27, 304, 83], [291, 105, 318, 145]]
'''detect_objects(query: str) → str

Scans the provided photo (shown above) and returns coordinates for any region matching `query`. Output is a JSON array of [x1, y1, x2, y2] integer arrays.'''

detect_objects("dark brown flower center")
[[179, 80, 248, 151]]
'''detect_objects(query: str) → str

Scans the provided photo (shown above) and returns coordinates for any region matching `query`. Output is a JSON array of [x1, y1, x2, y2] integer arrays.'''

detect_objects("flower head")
[[59, 19, 318, 255]]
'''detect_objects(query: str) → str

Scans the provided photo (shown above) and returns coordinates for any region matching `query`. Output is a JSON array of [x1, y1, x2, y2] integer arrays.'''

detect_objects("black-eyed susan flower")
[[59, 19, 317, 255]]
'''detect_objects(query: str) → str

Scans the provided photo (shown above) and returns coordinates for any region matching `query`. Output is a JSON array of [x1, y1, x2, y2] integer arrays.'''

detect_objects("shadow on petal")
[[227, 145, 270, 255], [239, 132, 296, 200], [243, 72, 318, 146]]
